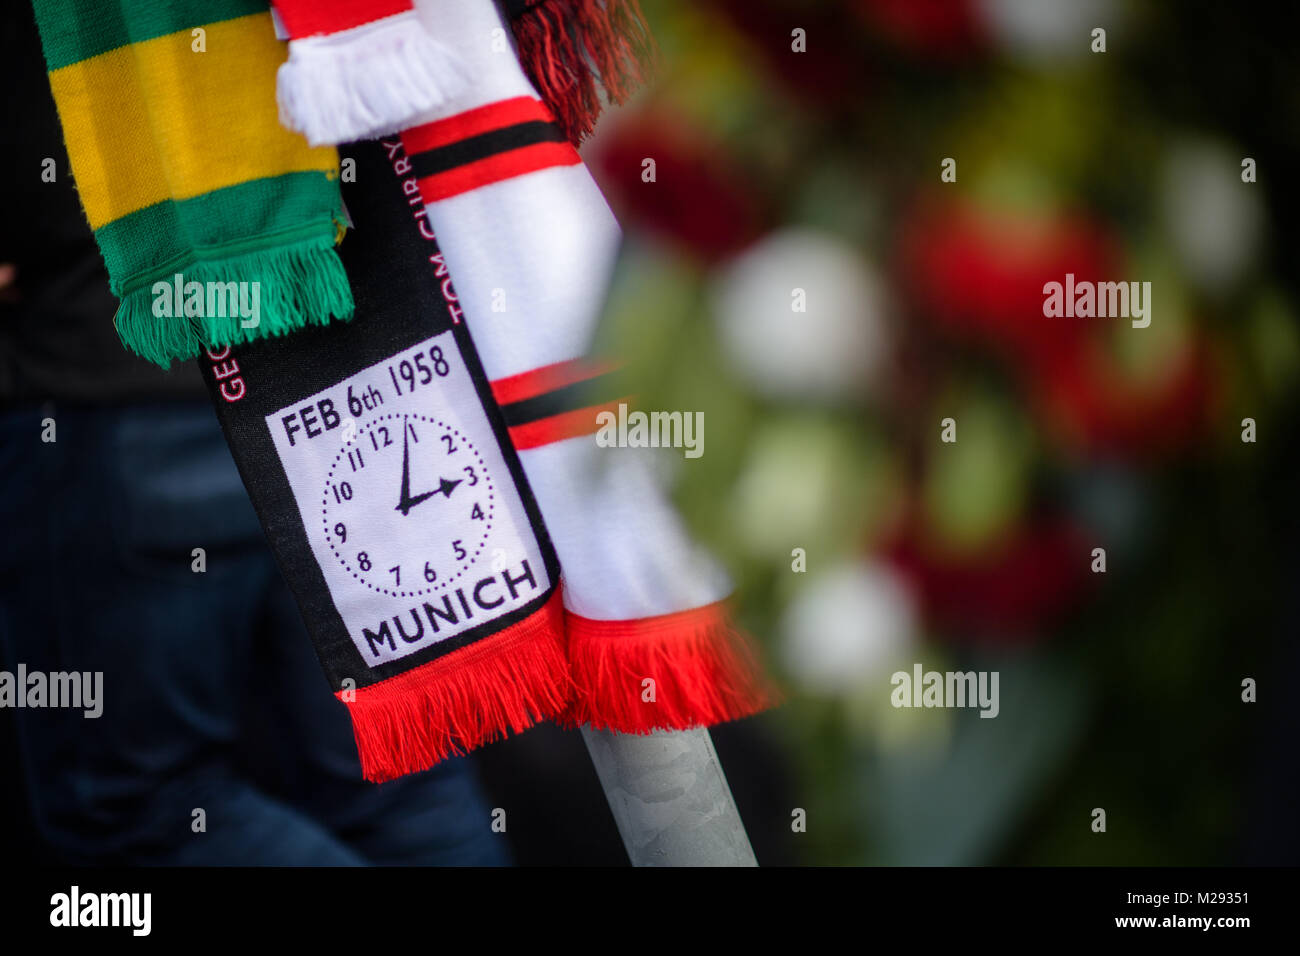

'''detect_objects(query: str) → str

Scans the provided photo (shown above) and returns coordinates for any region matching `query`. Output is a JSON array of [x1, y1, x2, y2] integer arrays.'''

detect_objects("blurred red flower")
[[705, 0, 876, 102], [898, 196, 1218, 458], [1030, 339, 1219, 460], [854, 0, 985, 58], [899, 195, 1119, 369], [882, 512, 1093, 642], [588, 108, 769, 263]]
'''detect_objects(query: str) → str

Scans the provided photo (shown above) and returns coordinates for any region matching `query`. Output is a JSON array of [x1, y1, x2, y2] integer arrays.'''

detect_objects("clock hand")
[[402, 487, 439, 511], [400, 477, 460, 514], [396, 421, 417, 515], [395, 421, 453, 515]]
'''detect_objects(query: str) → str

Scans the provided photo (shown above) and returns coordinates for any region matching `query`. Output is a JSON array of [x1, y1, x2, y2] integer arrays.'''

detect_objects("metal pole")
[[580, 726, 758, 867]]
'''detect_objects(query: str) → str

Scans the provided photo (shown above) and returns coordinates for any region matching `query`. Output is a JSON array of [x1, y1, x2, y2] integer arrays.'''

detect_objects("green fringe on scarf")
[[116, 239, 353, 367], [31, 0, 354, 366]]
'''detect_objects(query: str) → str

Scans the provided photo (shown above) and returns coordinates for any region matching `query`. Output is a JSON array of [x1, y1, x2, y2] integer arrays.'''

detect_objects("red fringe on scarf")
[[340, 589, 570, 782], [510, 0, 656, 144], [561, 601, 778, 733]]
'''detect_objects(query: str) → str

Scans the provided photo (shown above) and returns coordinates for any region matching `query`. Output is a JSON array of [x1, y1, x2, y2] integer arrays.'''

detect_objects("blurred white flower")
[[729, 417, 857, 560], [710, 228, 889, 402], [979, 0, 1118, 61], [1161, 140, 1264, 294], [780, 560, 918, 696]]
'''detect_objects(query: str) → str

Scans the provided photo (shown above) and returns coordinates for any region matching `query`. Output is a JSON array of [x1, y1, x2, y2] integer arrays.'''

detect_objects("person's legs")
[[0, 402, 365, 865], [241, 574, 512, 866]]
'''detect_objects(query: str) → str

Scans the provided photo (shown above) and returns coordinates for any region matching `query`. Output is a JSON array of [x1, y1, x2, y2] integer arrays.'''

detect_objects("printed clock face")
[[265, 331, 551, 668], [322, 413, 495, 597]]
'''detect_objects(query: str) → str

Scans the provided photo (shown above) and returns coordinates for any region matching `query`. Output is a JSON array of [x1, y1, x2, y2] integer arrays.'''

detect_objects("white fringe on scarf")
[[277, 8, 469, 147]]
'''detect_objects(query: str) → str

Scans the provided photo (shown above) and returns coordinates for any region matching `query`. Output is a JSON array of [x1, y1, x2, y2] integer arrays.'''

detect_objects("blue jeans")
[[0, 402, 508, 866]]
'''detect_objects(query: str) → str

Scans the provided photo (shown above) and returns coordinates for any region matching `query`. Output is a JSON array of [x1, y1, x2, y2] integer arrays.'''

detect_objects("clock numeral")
[[424, 562, 438, 583], [407, 422, 419, 443], [330, 481, 353, 503], [357, 551, 372, 572], [369, 426, 392, 451], [441, 434, 458, 454], [452, 539, 467, 561], [347, 448, 365, 472], [334, 522, 347, 543], [463, 465, 478, 486], [471, 503, 485, 521], [389, 565, 401, 586]]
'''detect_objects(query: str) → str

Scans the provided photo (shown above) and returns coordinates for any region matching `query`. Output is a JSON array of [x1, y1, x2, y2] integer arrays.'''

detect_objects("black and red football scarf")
[[199, 139, 568, 783], [203, 0, 770, 782]]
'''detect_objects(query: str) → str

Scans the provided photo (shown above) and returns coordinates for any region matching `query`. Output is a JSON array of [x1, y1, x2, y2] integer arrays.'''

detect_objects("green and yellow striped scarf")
[[32, 0, 354, 366]]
